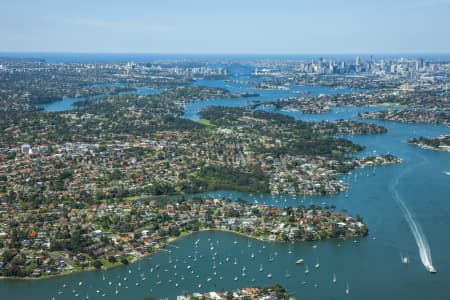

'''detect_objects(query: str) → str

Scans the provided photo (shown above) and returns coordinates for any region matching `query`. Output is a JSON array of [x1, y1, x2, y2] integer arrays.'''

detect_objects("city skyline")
[[1, 0, 450, 54]]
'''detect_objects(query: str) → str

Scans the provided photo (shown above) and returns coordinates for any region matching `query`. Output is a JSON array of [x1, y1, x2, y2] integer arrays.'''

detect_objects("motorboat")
[[426, 265, 437, 273]]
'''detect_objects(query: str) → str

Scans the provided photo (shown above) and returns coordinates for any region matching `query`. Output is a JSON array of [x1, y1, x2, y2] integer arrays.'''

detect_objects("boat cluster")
[[50, 237, 358, 299]]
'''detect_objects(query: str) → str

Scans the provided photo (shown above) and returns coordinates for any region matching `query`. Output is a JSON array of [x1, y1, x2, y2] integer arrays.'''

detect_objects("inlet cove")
[[0, 56, 449, 300]]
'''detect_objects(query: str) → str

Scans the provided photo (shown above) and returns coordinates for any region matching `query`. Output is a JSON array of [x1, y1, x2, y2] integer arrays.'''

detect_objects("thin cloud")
[[44, 16, 174, 35]]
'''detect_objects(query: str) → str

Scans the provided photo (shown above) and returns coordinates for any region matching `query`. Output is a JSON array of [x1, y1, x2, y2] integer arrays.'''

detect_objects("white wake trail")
[[390, 163, 436, 273]]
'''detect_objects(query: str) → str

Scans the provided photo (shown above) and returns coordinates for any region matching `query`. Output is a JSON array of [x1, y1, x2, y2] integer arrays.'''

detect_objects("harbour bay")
[[2, 65, 449, 299], [2, 0, 450, 297]]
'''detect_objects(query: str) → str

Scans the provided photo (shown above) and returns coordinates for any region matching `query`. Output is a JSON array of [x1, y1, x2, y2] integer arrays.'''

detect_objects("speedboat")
[[295, 258, 304, 264], [426, 265, 437, 273]]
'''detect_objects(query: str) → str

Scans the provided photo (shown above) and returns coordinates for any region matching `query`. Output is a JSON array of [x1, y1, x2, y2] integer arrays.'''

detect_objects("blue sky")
[[1, 0, 449, 54]]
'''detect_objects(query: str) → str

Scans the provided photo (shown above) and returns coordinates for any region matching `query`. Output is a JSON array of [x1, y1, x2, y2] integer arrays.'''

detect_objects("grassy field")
[[197, 119, 214, 126]]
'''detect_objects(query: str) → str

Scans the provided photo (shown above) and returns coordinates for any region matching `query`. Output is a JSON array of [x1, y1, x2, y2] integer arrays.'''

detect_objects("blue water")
[[184, 78, 366, 120], [41, 87, 160, 112], [2, 60, 450, 300], [42, 75, 359, 114]]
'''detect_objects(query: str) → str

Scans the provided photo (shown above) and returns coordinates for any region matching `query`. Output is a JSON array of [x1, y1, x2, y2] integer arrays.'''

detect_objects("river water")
[[4, 70, 450, 300], [41, 87, 160, 112]]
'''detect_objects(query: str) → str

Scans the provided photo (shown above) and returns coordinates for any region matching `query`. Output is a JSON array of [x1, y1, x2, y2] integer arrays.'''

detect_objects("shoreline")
[[407, 142, 450, 153], [0, 226, 362, 281]]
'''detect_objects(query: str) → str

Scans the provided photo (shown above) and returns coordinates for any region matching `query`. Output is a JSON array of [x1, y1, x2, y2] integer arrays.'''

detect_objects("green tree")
[[92, 260, 103, 269]]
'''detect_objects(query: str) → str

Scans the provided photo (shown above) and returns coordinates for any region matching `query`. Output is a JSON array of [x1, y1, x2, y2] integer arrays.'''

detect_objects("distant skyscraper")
[[368, 55, 373, 72], [355, 56, 360, 73]]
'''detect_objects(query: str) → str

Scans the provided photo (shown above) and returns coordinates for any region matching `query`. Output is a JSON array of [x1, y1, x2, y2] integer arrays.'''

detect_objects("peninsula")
[[407, 133, 450, 152], [0, 197, 367, 278], [171, 283, 290, 300]]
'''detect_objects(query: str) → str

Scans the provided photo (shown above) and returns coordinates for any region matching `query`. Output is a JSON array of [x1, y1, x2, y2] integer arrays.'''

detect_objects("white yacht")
[[295, 258, 304, 264], [402, 255, 409, 264]]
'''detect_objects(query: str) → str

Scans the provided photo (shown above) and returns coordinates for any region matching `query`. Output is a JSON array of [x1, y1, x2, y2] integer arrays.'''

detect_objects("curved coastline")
[[0, 226, 364, 281]]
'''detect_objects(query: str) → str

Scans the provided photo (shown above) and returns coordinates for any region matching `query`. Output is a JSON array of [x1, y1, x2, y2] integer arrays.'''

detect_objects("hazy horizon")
[[2, 0, 450, 54], [2, 51, 450, 55]]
